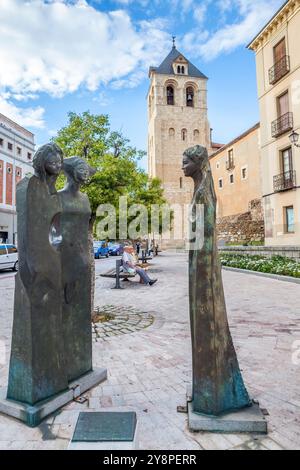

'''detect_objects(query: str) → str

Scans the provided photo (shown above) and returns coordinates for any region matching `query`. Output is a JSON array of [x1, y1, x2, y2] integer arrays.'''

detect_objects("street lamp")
[[289, 130, 300, 147]]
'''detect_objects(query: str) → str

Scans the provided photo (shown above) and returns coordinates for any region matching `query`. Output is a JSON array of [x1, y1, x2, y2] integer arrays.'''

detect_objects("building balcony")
[[225, 160, 235, 171], [271, 112, 293, 138], [273, 170, 296, 193], [269, 56, 290, 85]]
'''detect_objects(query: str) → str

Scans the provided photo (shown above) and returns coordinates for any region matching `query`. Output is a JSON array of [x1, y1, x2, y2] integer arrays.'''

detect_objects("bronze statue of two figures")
[[4, 142, 257, 429], [7, 144, 97, 409]]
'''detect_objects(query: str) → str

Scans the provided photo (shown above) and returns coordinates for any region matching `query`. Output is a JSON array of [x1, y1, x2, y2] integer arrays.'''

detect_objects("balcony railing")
[[271, 112, 293, 138], [273, 170, 296, 192], [226, 160, 235, 171], [269, 55, 290, 85]]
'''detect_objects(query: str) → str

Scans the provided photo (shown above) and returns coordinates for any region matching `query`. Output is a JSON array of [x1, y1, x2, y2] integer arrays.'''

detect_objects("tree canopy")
[[54, 111, 168, 239]]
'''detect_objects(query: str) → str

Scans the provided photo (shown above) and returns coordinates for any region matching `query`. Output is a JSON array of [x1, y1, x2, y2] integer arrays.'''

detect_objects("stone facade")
[[217, 198, 265, 244], [148, 46, 211, 247], [219, 244, 300, 262], [210, 124, 264, 245]]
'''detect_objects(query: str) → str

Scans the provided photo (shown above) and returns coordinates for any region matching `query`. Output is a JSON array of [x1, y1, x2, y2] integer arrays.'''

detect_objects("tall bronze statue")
[[59, 157, 96, 382], [7, 143, 68, 405], [0, 145, 106, 427], [182, 145, 251, 417]]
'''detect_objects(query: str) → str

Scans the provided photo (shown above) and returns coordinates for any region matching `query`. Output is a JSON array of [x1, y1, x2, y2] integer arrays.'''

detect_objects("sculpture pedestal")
[[0, 367, 107, 427], [188, 401, 267, 434]]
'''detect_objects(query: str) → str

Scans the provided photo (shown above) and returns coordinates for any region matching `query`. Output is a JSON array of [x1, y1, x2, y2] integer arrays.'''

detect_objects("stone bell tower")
[[147, 40, 211, 247]]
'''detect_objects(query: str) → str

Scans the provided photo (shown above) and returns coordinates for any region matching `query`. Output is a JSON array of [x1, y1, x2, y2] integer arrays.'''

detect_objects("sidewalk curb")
[[222, 266, 300, 285]]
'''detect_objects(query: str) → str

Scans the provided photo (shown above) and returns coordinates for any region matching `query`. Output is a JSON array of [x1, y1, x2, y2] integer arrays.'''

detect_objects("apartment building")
[[210, 123, 264, 244], [0, 113, 35, 244], [248, 0, 300, 245]]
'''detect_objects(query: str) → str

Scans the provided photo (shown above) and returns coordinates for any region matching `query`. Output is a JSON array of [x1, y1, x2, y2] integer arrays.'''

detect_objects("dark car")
[[108, 243, 124, 256]]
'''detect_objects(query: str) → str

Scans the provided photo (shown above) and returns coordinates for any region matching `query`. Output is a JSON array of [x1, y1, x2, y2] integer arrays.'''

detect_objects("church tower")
[[147, 41, 211, 247]]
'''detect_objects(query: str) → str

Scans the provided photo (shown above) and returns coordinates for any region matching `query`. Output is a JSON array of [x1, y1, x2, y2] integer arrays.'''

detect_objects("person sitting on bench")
[[122, 245, 157, 286]]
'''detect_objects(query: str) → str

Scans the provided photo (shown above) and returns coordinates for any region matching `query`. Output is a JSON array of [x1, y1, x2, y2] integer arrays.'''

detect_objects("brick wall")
[[5, 163, 13, 206]]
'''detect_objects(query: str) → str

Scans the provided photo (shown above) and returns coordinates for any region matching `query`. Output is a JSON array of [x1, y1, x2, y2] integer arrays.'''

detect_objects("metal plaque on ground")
[[72, 412, 137, 442]]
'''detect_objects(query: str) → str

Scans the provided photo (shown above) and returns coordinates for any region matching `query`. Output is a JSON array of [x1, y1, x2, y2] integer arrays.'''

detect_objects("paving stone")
[[0, 252, 300, 449]]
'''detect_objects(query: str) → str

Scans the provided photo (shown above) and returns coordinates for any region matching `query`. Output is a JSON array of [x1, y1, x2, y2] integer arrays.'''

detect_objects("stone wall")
[[219, 245, 300, 262], [217, 198, 264, 244]]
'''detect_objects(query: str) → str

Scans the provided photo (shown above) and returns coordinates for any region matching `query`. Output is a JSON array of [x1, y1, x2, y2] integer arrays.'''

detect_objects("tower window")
[[177, 65, 185, 74], [181, 129, 187, 141], [193, 129, 199, 141], [169, 128, 175, 138], [179, 177, 183, 189], [166, 86, 174, 105], [186, 87, 194, 107], [218, 178, 223, 189]]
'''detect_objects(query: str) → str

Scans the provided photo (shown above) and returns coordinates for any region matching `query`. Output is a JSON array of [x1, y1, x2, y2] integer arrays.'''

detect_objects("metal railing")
[[269, 55, 290, 85], [226, 160, 235, 171], [273, 170, 296, 192], [271, 112, 293, 138]]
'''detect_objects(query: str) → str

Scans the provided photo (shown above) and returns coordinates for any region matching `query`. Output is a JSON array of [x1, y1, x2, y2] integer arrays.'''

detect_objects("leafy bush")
[[220, 254, 300, 278]]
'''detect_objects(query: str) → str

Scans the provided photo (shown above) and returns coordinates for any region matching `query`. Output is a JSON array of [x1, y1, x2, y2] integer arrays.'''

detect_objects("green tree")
[[55, 111, 110, 165], [53, 111, 168, 239]]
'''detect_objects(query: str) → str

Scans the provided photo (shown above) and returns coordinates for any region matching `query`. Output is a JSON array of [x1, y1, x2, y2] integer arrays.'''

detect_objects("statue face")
[[45, 153, 62, 176], [182, 156, 198, 178], [73, 163, 91, 183]]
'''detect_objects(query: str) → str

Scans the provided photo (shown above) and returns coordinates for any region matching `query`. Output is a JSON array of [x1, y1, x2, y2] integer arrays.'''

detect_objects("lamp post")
[[289, 130, 300, 148]]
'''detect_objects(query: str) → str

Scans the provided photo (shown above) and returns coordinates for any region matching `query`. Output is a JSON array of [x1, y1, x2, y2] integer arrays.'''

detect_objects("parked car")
[[93, 241, 109, 259], [0, 244, 18, 272], [108, 243, 124, 256]]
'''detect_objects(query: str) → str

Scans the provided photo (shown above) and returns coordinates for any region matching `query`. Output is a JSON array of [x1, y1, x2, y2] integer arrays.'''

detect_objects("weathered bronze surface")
[[182, 145, 251, 416], [72, 412, 137, 442], [7, 144, 68, 404], [59, 157, 95, 381], [6, 148, 98, 409]]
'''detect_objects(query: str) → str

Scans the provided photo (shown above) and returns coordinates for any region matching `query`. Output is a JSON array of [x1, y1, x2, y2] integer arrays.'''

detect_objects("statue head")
[[182, 145, 209, 179], [63, 157, 96, 185], [33, 143, 63, 181]]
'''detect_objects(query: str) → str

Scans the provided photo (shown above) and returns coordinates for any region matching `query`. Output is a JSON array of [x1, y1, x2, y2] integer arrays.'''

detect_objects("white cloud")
[[193, 4, 207, 24], [92, 91, 112, 106], [0, 0, 169, 127], [0, 93, 45, 129], [183, 0, 283, 60]]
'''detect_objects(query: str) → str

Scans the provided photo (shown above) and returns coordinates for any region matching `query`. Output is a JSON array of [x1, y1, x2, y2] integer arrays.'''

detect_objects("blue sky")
[[0, 0, 284, 169]]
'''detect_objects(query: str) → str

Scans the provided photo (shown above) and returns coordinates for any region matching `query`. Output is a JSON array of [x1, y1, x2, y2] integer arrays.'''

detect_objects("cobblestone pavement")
[[0, 252, 299, 450]]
